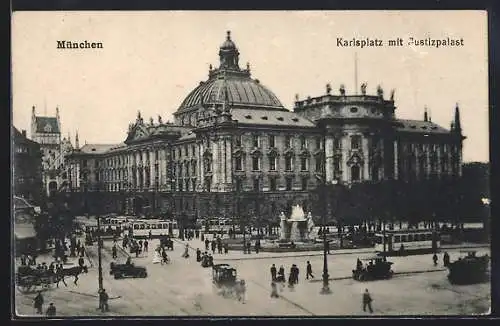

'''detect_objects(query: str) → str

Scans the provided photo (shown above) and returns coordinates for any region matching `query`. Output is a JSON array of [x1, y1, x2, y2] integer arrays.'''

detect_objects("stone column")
[[212, 137, 218, 189], [341, 135, 349, 183], [198, 141, 204, 191], [225, 136, 232, 190], [436, 145, 442, 178], [362, 137, 369, 180], [325, 135, 334, 183], [425, 145, 431, 177]]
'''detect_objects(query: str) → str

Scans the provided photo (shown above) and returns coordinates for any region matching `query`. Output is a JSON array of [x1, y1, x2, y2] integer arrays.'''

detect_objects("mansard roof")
[[394, 119, 450, 135], [231, 108, 316, 128]]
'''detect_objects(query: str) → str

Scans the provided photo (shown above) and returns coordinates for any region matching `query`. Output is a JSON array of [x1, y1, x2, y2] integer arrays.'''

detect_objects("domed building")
[[64, 31, 464, 228]]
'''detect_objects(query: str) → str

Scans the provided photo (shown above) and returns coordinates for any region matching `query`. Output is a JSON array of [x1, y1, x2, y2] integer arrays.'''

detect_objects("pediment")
[[232, 148, 246, 157], [283, 148, 294, 156], [250, 149, 263, 157], [267, 148, 279, 157], [347, 153, 364, 166], [299, 149, 310, 157], [125, 123, 150, 143]]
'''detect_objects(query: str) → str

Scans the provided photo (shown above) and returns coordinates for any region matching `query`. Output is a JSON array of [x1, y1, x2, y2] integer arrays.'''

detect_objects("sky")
[[12, 11, 488, 162]]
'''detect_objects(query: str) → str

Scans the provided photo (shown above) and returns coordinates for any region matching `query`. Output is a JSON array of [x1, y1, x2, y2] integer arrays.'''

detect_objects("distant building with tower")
[[63, 31, 465, 225], [30, 105, 73, 197]]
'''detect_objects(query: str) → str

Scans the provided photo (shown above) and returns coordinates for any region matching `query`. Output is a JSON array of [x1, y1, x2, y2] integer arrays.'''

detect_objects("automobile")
[[110, 261, 147, 279], [352, 256, 394, 281], [447, 251, 489, 285]]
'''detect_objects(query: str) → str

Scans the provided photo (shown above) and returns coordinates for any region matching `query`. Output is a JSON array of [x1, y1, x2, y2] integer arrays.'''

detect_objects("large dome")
[[178, 74, 285, 111], [177, 31, 285, 113]]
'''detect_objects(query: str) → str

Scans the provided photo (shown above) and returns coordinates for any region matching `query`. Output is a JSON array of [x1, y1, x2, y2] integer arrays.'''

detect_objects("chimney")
[[22, 130, 27, 137]]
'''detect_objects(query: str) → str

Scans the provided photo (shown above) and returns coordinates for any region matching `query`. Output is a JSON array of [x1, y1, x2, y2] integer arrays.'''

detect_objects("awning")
[[14, 223, 37, 240], [13, 196, 35, 211]]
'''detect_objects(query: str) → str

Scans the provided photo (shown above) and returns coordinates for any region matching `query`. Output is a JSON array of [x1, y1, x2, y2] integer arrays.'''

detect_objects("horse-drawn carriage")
[[447, 251, 490, 285], [16, 266, 58, 292], [212, 264, 245, 300], [110, 261, 148, 279], [352, 256, 394, 281]]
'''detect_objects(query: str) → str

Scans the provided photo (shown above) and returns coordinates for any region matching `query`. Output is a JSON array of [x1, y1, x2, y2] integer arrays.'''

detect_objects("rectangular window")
[[269, 135, 275, 148], [235, 156, 243, 171], [315, 157, 322, 172], [334, 138, 342, 149], [155, 150, 159, 161], [301, 177, 308, 190], [351, 135, 361, 150], [192, 146, 196, 156], [300, 136, 307, 149], [394, 236, 401, 243], [269, 156, 276, 171], [270, 177, 277, 191], [235, 178, 242, 192], [253, 135, 260, 148], [192, 179, 196, 191], [316, 136, 322, 149], [252, 157, 260, 171], [286, 177, 293, 191], [253, 178, 260, 191], [334, 158, 341, 172], [179, 181, 183, 192], [235, 135, 242, 147], [300, 157, 308, 171], [285, 156, 293, 171]]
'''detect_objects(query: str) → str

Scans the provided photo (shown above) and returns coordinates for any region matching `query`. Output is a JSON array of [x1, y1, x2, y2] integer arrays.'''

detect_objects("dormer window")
[[292, 118, 299, 122], [350, 107, 359, 113], [277, 117, 284, 121], [261, 116, 268, 120], [245, 115, 252, 119]]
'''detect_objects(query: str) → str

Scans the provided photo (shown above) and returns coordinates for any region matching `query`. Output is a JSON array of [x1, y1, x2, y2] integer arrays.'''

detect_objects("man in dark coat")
[[46, 303, 56, 317], [306, 261, 314, 279], [270, 264, 277, 281], [33, 291, 44, 314], [363, 289, 373, 313], [205, 238, 210, 251]]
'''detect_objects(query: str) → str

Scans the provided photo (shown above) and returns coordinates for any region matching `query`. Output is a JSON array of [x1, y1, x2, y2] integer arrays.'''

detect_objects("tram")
[[374, 229, 440, 255], [128, 219, 179, 239]]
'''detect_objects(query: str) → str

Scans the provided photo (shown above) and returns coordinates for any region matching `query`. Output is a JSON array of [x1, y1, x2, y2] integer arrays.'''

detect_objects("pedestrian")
[[112, 245, 117, 259], [148, 230, 152, 240], [201, 233, 205, 242], [196, 248, 202, 262], [33, 291, 44, 314], [144, 240, 149, 253], [293, 264, 299, 284], [443, 252, 450, 267], [205, 238, 210, 251], [278, 265, 285, 283], [138, 240, 143, 250], [363, 289, 373, 313], [99, 289, 109, 312], [195, 230, 200, 239], [270, 281, 279, 298], [21, 254, 27, 266], [433, 253, 438, 266], [135, 245, 140, 258], [224, 242, 229, 254], [246, 241, 251, 254], [78, 256, 85, 268], [254, 240, 260, 254], [306, 261, 314, 279], [211, 240, 216, 254], [46, 303, 56, 317], [270, 264, 277, 281]]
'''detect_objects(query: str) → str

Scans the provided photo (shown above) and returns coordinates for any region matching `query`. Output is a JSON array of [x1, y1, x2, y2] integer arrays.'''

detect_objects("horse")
[[57, 265, 88, 286]]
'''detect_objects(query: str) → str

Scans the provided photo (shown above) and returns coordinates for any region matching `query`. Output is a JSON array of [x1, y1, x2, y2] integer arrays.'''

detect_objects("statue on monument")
[[339, 84, 346, 96], [361, 82, 367, 95]]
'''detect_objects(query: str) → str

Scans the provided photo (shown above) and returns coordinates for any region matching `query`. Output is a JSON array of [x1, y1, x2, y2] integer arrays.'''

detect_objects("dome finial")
[[227, 30, 231, 40]]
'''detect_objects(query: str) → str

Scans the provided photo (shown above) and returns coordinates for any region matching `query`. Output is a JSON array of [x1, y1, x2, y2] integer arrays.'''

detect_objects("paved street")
[[14, 237, 490, 317]]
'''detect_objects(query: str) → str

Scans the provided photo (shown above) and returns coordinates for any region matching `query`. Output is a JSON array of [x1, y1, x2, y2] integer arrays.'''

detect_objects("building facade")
[[13, 127, 43, 205], [64, 31, 464, 224], [30, 106, 74, 197]]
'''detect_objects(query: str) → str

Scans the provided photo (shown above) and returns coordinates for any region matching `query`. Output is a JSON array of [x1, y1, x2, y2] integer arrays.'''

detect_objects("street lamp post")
[[320, 135, 332, 295], [96, 214, 104, 293]]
